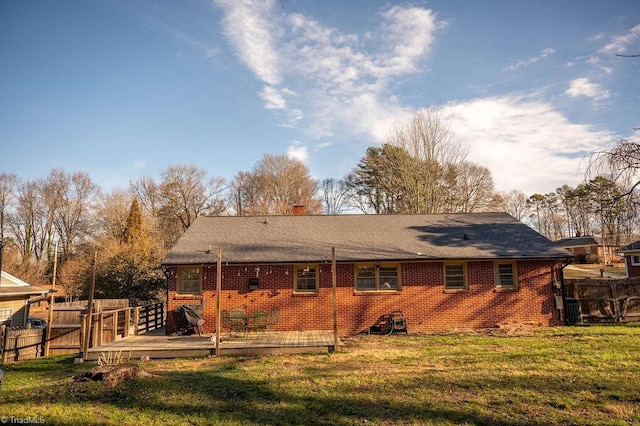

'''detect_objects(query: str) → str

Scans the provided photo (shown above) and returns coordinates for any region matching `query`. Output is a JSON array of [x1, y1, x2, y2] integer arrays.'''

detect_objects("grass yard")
[[563, 263, 627, 279], [1, 325, 640, 425]]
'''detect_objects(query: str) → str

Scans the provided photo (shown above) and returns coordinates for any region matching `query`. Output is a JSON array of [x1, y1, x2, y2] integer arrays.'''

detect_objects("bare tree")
[[235, 155, 321, 215], [158, 164, 227, 238], [44, 169, 100, 260], [386, 107, 468, 214], [496, 190, 530, 221], [443, 162, 496, 213], [320, 178, 350, 215], [8, 180, 48, 263], [94, 189, 133, 241], [0, 173, 18, 239]]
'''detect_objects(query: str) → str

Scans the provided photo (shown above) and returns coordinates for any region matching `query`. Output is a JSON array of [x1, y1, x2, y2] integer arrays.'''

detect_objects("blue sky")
[[1, 0, 639, 196]]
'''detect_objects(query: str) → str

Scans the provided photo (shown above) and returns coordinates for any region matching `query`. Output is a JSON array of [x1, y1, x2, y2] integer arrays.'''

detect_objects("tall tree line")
[[1, 113, 638, 301]]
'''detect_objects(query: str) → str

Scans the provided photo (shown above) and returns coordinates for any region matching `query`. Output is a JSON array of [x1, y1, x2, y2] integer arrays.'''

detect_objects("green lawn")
[[2, 325, 640, 425]]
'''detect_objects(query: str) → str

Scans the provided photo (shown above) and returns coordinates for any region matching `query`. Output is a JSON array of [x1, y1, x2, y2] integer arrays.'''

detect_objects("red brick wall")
[[166, 259, 563, 335]]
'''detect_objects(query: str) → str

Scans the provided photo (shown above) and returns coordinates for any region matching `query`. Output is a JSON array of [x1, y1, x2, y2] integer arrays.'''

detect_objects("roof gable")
[[0, 271, 49, 297], [162, 213, 571, 265]]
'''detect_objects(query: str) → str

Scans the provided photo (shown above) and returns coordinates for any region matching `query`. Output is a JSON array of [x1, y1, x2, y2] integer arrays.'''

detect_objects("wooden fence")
[[0, 325, 45, 363], [565, 276, 640, 323], [0, 301, 165, 363]]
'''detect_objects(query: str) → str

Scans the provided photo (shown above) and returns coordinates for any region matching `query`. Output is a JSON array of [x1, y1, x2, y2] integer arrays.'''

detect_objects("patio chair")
[[267, 307, 280, 330], [228, 307, 248, 336], [248, 311, 269, 336]]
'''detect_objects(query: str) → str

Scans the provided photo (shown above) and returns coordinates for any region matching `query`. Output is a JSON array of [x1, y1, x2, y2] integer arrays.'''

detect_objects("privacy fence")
[[0, 301, 165, 363], [564, 277, 640, 324]]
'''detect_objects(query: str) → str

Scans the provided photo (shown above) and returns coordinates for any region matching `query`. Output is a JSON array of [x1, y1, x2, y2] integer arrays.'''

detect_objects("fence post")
[[125, 308, 131, 336], [1, 325, 6, 364], [97, 313, 104, 346], [112, 312, 118, 340], [133, 307, 140, 335]]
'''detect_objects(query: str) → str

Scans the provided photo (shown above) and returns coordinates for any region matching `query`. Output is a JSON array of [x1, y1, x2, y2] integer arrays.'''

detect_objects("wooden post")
[[97, 313, 104, 346], [44, 241, 58, 357], [332, 247, 338, 350], [133, 307, 140, 335], [112, 311, 118, 340], [81, 251, 97, 360], [215, 248, 222, 356], [1, 324, 7, 364], [124, 308, 131, 337]]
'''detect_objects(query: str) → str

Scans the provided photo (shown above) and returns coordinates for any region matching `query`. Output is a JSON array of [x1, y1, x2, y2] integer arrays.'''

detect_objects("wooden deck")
[[85, 328, 340, 360]]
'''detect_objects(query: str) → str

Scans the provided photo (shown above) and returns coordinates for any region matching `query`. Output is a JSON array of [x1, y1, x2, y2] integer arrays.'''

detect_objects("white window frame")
[[444, 262, 467, 290], [294, 264, 319, 293], [631, 255, 640, 266], [354, 263, 400, 292], [494, 261, 518, 289], [177, 266, 202, 295]]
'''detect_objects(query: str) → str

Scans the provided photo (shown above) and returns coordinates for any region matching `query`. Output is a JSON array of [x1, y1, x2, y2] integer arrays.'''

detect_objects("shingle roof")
[[555, 236, 600, 248], [620, 240, 640, 253], [162, 212, 571, 265]]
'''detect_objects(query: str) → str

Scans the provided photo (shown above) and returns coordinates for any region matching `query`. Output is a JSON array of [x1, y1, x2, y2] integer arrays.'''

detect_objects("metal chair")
[[267, 307, 280, 330]]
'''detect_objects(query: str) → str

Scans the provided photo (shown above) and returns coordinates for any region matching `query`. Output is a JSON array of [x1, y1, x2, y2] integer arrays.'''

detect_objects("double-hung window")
[[444, 263, 467, 290], [177, 267, 202, 295], [495, 262, 518, 289], [355, 263, 400, 291], [294, 265, 319, 293]]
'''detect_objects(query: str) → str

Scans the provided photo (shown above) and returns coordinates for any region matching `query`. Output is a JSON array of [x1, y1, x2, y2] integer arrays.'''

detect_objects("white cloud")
[[130, 159, 148, 170], [441, 96, 614, 194], [214, 0, 282, 85], [599, 24, 640, 54], [260, 86, 286, 110], [214, 1, 442, 141], [503, 48, 555, 72], [286, 143, 308, 162], [565, 77, 610, 101]]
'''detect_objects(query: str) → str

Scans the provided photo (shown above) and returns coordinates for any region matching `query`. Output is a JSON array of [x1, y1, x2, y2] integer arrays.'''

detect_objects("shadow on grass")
[[4, 356, 627, 426]]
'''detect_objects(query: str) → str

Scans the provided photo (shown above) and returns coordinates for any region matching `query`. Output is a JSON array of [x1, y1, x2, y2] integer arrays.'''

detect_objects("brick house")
[[619, 240, 640, 278], [161, 213, 572, 335], [554, 235, 623, 264]]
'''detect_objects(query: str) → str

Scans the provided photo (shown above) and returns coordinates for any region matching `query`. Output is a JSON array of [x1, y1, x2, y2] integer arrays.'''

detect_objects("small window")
[[444, 263, 467, 290], [495, 262, 517, 289], [355, 264, 400, 292], [294, 265, 319, 293], [0, 308, 13, 326], [177, 267, 202, 295], [631, 255, 640, 266]]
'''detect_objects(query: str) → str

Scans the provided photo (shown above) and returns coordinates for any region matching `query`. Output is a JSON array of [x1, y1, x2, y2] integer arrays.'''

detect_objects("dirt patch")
[[74, 364, 154, 388]]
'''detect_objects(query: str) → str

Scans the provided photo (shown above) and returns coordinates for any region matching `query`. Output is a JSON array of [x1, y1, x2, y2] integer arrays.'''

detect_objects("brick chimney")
[[291, 204, 306, 215]]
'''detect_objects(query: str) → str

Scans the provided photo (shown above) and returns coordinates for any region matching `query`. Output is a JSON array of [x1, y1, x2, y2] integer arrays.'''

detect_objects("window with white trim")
[[294, 264, 319, 293], [495, 262, 518, 289], [631, 255, 640, 266], [355, 263, 400, 291], [177, 267, 202, 295], [444, 263, 467, 290]]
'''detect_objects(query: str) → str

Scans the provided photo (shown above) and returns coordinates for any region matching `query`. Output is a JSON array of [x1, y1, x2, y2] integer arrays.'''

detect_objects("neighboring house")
[[0, 271, 49, 328], [161, 213, 572, 335], [555, 235, 623, 264], [618, 241, 640, 278]]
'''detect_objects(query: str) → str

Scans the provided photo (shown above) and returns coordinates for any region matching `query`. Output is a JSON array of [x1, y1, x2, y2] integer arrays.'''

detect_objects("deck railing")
[[0, 302, 166, 363]]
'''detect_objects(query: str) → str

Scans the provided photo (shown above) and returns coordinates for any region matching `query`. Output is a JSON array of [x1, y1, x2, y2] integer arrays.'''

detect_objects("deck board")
[[85, 329, 339, 360]]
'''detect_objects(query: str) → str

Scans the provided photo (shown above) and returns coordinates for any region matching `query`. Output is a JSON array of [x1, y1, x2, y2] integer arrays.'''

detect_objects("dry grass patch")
[[1, 325, 640, 425]]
